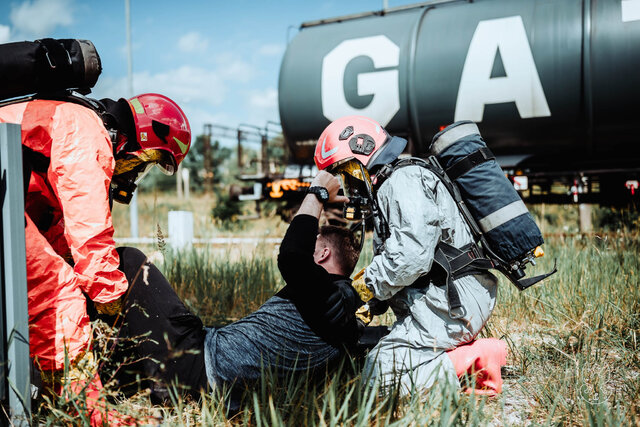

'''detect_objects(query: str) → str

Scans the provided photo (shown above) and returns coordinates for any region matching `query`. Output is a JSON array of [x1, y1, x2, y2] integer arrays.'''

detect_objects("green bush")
[[211, 190, 244, 231], [594, 205, 640, 231]]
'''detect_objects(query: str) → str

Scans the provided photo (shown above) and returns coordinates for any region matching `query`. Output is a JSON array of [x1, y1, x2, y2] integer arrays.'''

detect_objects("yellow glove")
[[355, 304, 373, 325], [351, 267, 374, 303], [94, 297, 123, 316]]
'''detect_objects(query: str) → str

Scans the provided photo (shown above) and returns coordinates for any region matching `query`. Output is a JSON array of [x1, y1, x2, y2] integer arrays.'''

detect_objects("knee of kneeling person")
[[116, 246, 151, 278]]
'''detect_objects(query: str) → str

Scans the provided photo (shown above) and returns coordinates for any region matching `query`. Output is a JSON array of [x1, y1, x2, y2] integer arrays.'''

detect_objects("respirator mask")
[[111, 149, 175, 204]]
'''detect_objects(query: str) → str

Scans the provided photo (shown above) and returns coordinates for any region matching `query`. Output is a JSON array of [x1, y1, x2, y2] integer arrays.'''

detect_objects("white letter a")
[[454, 16, 551, 122]]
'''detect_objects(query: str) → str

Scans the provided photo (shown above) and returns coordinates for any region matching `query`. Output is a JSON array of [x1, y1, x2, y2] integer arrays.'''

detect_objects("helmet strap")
[[102, 97, 137, 154], [357, 162, 389, 240]]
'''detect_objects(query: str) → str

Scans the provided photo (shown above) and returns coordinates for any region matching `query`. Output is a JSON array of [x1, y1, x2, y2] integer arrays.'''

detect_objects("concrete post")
[[168, 211, 194, 249], [579, 204, 593, 233]]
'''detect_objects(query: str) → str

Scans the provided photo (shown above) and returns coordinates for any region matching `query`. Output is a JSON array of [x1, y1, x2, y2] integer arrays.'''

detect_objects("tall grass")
[[488, 233, 640, 425], [36, 214, 640, 425], [161, 247, 283, 326]]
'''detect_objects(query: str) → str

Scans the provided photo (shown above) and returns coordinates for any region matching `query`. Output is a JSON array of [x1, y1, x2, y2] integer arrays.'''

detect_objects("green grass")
[[163, 246, 282, 325], [34, 204, 640, 425]]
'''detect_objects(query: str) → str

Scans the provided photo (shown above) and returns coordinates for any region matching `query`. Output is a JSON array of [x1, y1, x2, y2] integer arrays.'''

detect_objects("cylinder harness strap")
[[374, 157, 494, 319], [429, 242, 494, 319], [445, 147, 494, 181]]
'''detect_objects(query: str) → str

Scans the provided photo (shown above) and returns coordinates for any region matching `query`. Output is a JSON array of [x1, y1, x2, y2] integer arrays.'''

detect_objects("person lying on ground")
[[94, 170, 384, 412]]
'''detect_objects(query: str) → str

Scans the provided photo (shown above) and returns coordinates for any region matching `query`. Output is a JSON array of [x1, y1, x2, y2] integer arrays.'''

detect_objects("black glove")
[[368, 298, 389, 316], [323, 279, 363, 329]]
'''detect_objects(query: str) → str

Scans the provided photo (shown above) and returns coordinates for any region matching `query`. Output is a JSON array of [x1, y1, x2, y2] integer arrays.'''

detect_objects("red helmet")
[[313, 115, 406, 172], [127, 93, 191, 174]]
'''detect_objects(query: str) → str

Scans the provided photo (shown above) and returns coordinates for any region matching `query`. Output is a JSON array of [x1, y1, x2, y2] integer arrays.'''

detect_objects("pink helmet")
[[313, 115, 406, 172]]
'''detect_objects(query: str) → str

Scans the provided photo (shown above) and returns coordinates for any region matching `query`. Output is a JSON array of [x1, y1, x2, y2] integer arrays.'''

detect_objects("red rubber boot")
[[68, 373, 133, 426], [446, 338, 507, 396]]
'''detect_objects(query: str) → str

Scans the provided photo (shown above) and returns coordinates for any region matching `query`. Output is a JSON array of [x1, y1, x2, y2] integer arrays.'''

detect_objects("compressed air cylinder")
[[0, 38, 101, 101], [430, 121, 543, 262]]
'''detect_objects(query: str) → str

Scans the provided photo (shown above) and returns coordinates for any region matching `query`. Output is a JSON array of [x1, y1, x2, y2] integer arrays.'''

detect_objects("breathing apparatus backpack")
[[0, 38, 126, 208], [374, 121, 556, 315], [0, 38, 101, 101], [0, 38, 109, 128]]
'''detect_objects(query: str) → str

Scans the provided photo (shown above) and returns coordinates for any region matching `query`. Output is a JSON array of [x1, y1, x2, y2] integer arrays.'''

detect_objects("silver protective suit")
[[363, 164, 498, 395]]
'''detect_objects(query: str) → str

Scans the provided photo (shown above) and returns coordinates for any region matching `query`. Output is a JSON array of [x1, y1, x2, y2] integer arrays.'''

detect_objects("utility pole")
[[237, 129, 244, 169], [260, 133, 268, 176], [265, 121, 282, 176], [125, 0, 138, 238], [203, 124, 213, 193], [240, 124, 265, 175]]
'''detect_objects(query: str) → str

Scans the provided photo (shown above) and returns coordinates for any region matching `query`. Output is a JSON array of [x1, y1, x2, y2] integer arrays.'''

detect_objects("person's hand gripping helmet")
[[313, 115, 407, 220], [111, 93, 191, 204]]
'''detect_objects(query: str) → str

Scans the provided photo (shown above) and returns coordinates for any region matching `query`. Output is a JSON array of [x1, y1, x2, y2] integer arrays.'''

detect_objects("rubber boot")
[[63, 350, 135, 426], [68, 373, 134, 426], [446, 338, 507, 396]]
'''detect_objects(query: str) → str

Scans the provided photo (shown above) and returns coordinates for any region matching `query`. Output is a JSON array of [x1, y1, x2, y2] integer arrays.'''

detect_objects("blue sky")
[[0, 0, 417, 139]]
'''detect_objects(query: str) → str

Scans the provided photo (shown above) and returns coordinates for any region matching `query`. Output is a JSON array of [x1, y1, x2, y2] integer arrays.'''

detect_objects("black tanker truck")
[[254, 0, 640, 207]]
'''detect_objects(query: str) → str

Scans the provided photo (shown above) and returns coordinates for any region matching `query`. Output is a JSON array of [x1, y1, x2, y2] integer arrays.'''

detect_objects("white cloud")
[[92, 65, 233, 136], [177, 31, 209, 53], [181, 107, 235, 136], [246, 87, 279, 127], [258, 43, 284, 57], [10, 0, 74, 38], [0, 25, 10, 44], [249, 88, 278, 110], [93, 65, 227, 107], [214, 54, 255, 83], [90, 54, 275, 137]]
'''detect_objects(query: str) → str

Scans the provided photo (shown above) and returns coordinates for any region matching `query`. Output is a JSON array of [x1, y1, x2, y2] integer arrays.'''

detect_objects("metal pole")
[[203, 124, 213, 193], [0, 123, 31, 426], [239, 124, 265, 174], [237, 130, 243, 169], [176, 163, 183, 199], [125, 0, 138, 238], [261, 133, 268, 176]]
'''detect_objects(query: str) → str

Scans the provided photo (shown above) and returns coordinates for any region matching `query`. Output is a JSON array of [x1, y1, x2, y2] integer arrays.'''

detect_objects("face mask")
[[333, 161, 374, 221], [111, 162, 154, 204]]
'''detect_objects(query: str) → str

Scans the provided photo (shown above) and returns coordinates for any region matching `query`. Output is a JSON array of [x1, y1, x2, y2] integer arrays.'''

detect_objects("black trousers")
[[93, 247, 209, 403]]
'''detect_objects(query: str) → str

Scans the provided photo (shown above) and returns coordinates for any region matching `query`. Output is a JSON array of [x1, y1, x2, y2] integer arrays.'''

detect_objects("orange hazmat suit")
[[0, 100, 128, 371]]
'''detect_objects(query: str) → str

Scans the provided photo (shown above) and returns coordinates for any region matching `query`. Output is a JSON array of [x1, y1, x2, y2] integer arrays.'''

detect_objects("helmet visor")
[[331, 160, 370, 198], [155, 150, 176, 176], [131, 149, 177, 176], [133, 162, 155, 184]]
